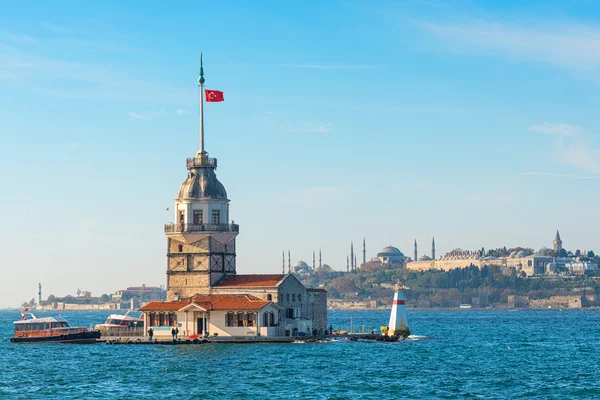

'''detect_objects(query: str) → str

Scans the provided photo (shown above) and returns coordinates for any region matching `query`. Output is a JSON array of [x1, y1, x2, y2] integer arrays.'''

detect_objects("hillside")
[[300, 262, 600, 308]]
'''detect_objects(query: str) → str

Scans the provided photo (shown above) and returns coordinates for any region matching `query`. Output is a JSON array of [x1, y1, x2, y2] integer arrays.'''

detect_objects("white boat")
[[459, 304, 472, 309], [96, 312, 143, 335]]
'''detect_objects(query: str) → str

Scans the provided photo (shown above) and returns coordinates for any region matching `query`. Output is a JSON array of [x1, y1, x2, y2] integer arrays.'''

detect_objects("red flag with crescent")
[[205, 90, 224, 102]]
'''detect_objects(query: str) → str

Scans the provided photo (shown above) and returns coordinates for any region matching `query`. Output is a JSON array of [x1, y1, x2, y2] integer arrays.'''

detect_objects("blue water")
[[1, 310, 600, 399]]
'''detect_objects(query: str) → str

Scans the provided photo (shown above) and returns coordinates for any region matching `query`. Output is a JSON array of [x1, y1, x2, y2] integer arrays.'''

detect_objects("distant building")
[[117, 286, 165, 300], [376, 246, 406, 265], [553, 230, 563, 253]]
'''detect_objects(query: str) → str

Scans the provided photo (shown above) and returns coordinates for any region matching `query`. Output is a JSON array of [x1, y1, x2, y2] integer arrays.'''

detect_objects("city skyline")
[[2, 1, 600, 306]]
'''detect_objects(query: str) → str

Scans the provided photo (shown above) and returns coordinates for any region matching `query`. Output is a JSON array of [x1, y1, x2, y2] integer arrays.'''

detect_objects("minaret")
[[350, 242, 355, 270], [354, 253, 357, 270], [38, 282, 42, 305], [432, 237, 436, 260], [414, 240, 418, 262], [282, 251, 285, 274], [319, 249, 322, 269], [362, 238, 366, 267], [553, 230, 563, 253], [346, 256, 349, 272], [164, 56, 239, 301], [388, 280, 409, 334], [288, 250, 291, 273], [312, 251, 316, 271]]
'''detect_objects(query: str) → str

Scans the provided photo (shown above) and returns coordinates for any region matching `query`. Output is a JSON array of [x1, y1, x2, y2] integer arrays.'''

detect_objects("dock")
[[98, 333, 381, 345]]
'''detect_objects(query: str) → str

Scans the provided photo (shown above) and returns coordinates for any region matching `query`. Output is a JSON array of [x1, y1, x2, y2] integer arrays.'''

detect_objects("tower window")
[[193, 210, 203, 224], [178, 244, 183, 253], [212, 210, 220, 224], [178, 210, 185, 224]]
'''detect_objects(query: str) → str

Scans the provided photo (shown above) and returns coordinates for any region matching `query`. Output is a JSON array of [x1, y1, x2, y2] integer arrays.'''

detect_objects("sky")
[[2, 0, 600, 306]]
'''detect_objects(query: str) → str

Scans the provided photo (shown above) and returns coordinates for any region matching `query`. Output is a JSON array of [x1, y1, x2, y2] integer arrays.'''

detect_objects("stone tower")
[[432, 237, 436, 260], [553, 230, 563, 253], [165, 57, 239, 301], [350, 242, 355, 270]]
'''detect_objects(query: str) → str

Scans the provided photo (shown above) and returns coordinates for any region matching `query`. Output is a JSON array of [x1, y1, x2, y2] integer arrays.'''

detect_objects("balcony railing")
[[164, 223, 239, 233], [186, 156, 217, 168]]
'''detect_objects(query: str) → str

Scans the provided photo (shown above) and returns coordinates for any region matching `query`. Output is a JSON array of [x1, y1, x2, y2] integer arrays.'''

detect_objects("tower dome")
[[177, 161, 227, 200]]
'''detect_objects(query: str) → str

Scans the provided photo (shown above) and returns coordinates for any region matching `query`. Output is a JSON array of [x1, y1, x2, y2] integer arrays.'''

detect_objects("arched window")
[[178, 244, 183, 252], [237, 312, 245, 327], [225, 312, 234, 327], [286, 294, 290, 302], [269, 311, 275, 326], [263, 312, 269, 327], [247, 312, 254, 327]]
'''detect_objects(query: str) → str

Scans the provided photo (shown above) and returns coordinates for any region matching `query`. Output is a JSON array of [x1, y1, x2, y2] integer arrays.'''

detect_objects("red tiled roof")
[[212, 274, 286, 288], [140, 294, 271, 312]]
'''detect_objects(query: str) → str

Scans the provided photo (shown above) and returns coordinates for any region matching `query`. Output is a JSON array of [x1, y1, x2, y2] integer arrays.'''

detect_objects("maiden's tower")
[[142, 57, 327, 339]]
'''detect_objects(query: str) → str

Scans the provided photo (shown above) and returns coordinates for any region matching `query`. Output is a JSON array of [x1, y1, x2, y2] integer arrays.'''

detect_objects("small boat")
[[10, 313, 100, 343], [96, 312, 143, 330]]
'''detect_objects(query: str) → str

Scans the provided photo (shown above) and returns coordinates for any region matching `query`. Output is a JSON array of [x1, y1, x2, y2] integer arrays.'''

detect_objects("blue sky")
[[2, 0, 600, 306]]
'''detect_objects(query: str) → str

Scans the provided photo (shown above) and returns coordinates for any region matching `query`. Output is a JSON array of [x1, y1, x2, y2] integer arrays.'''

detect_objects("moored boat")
[[95, 311, 144, 336], [10, 314, 100, 343]]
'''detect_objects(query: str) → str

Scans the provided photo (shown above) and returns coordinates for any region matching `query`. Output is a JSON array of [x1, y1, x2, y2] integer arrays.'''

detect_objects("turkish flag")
[[205, 90, 224, 102]]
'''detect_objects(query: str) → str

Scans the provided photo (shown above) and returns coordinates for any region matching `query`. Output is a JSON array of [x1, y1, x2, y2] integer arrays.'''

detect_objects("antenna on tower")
[[197, 53, 206, 155]]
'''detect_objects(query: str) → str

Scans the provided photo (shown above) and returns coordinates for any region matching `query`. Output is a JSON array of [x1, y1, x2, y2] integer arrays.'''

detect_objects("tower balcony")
[[187, 156, 217, 168], [164, 223, 239, 234]]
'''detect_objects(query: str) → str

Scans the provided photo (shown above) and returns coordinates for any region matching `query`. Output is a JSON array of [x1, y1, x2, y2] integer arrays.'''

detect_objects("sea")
[[1, 309, 599, 399]]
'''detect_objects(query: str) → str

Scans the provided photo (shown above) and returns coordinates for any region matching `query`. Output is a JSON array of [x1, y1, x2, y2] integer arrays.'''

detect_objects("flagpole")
[[198, 53, 205, 155]]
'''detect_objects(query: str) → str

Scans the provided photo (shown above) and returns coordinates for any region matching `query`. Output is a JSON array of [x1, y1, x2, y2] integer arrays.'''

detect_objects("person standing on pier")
[[147, 328, 154, 342]]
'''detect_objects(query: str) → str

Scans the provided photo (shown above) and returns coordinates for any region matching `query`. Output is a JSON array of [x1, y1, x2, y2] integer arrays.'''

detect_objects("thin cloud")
[[311, 123, 332, 133], [520, 172, 598, 180], [175, 109, 188, 116], [281, 64, 374, 70], [419, 19, 600, 71], [529, 123, 580, 136], [128, 112, 148, 121], [559, 142, 600, 175], [531, 122, 600, 175], [0, 30, 39, 45], [41, 23, 72, 34]]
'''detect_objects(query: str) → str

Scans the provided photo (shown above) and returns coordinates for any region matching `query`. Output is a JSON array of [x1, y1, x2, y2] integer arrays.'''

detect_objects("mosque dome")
[[516, 250, 528, 258], [292, 260, 311, 274], [377, 246, 405, 258], [510, 251, 518, 258], [377, 245, 406, 265], [418, 255, 432, 261], [177, 167, 227, 200]]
